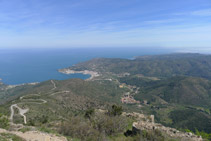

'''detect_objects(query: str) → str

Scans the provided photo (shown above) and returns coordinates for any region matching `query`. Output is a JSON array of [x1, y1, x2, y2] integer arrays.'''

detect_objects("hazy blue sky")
[[0, 0, 211, 49]]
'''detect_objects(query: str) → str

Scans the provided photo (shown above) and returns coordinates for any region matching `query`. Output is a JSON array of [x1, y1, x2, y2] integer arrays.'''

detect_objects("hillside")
[[119, 75, 211, 134], [0, 84, 35, 105], [62, 53, 211, 79], [0, 79, 126, 117], [1, 53, 211, 140], [58, 53, 211, 138], [0, 78, 193, 141], [120, 76, 211, 108]]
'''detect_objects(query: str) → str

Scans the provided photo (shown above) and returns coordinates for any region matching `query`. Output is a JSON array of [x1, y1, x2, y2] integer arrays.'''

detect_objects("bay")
[[0, 47, 175, 85]]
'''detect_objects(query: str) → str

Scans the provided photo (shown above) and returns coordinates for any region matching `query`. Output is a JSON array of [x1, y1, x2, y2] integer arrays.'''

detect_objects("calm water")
[[0, 47, 175, 85]]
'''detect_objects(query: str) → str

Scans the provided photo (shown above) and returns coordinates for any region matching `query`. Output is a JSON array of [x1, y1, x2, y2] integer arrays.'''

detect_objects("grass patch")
[[18, 127, 31, 133], [0, 133, 25, 141], [38, 126, 56, 134]]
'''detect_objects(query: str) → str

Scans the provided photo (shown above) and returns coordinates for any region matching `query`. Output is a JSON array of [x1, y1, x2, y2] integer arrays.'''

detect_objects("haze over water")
[[0, 47, 175, 85]]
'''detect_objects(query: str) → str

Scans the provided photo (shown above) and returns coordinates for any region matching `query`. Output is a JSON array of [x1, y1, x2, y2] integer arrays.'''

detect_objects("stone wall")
[[124, 112, 203, 141]]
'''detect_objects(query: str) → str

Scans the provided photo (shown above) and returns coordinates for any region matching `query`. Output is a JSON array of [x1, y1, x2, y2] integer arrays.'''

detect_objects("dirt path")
[[20, 94, 40, 100], [51, 80, 57, 90], [6, 80, 70, 140], [10, 104, 29, 124], [10, 95, 47, 124], [9, 80, 68, 125], [0, 128, 67, 141], [50, 91, 70, 96]]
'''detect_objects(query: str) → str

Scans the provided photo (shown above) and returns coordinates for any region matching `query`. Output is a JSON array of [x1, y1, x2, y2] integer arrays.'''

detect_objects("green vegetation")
[[59, 105, 127, 141], [195, 130, 211, 141], [170, 109, 211, 134], [0, 133, 25, 141], [84, 108, 95, 119], [0, 84, 34, 105], [69, 53, 211, 79], [18, 127, 31, 133], [38, 126, 56, 134], [129, 76, 211, 108], [1, 53, 211, 140], [0, 114, 9, 129], [184, 129, 211, 140], [118, 74, 211, 135], [108, 105, 123, 116]]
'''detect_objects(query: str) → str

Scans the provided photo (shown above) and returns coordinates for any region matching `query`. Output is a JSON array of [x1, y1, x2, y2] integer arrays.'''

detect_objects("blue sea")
[[0, 47, 175, 85]]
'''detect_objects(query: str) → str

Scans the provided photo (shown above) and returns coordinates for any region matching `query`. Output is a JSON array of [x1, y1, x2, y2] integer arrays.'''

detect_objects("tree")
[[0, 114, 9, 129], [84, 109, 95, 119], [108, 105, 123, 116]]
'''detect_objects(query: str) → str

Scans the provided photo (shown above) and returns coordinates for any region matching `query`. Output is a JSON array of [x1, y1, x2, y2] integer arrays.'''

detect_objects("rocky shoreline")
[[58, 69, 100, 80]]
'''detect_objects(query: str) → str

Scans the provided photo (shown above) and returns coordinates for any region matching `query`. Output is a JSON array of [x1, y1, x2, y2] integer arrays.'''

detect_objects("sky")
[[0, 0, 211, 49]]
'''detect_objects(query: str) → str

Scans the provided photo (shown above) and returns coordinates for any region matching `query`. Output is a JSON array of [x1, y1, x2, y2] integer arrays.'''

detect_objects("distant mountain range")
[[67, 53, 211, 79]]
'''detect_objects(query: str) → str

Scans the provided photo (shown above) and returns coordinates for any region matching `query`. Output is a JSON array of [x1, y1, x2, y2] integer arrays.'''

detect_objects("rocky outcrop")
[[124, 112, 203, 141]]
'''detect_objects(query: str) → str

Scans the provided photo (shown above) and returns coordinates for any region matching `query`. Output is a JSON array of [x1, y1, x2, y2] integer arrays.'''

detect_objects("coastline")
[[0, 76, 40, 86], [5, 82, 39, 90], [58, 69, 100, 80]]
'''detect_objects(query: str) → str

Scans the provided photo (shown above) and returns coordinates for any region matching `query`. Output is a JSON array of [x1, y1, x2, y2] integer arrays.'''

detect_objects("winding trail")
[[20, 94, 40, 100], [10, 104, 29, 124], [9, 80, 70, 125], [6, 80, 70, 140], [51, 80, 57, 90], [10, 98, 47, 124], [50, 91, 70, 96], [9, 80, 60, 125]]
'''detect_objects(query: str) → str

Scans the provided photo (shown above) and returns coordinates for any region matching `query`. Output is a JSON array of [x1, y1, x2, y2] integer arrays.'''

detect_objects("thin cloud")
[[191, 9, 211, 16], [174, 9, 211, 16], [144, 19, 183, 24]]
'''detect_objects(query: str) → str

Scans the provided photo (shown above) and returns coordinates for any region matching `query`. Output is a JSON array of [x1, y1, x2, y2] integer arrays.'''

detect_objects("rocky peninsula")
[[58, 69, 100, 80]]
